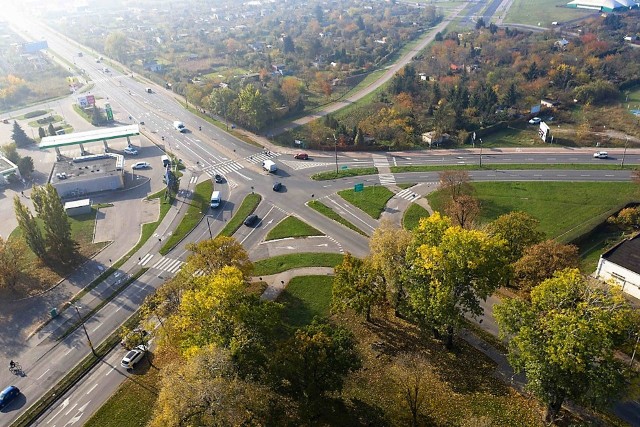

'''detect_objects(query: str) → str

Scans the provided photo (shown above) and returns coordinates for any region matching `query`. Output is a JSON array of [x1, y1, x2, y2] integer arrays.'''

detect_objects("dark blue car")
[[0, 386, 19, 409]]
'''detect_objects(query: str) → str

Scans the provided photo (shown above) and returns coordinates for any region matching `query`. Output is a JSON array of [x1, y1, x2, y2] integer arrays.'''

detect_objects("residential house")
[[596, 234, 640, 300]]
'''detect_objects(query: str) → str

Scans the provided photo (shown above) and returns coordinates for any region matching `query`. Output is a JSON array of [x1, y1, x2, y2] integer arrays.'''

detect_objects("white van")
[[173, 121, 186, 132], [262, 159, 277, 173], [210, 191, 222, 208]]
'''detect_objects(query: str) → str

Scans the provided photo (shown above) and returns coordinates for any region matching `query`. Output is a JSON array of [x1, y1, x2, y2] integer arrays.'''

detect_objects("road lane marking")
[[64, 346, 75, 356], [64, 403, 78, 416], [36, 368, 50, 380], [91, 323, 102, 333], [86, 383, 98, 395], [47, 398, 70, 423]]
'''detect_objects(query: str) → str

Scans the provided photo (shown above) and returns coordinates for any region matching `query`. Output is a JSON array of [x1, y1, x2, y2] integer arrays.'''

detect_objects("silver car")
[[121, 345, 146, 370]]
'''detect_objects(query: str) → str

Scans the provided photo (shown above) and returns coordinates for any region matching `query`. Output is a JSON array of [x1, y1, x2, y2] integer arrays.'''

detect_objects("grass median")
[[160, 180, 213, 255], [338, 185, 395, 219], [390, 163, 639, 173], [307, 200, 368, 236], [265, 216, 323, 240], [403, 202, 430, 230], [311, 167, 378, 180], [218, 193, 262, 237], [252, 252, 345, 276], [278, 275, 334, 327]]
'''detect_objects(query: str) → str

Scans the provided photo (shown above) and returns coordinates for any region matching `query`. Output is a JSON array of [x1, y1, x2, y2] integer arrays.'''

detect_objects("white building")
[[595, 234, 640, 300]]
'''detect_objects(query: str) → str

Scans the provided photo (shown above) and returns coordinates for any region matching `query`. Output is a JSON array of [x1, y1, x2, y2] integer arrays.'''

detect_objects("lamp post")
[[74, 305, 97, 356], [621, 137, 629, 169], [332, 134, 338, 174], [205, 215, 212, 239], [479, 138, 483, 167]]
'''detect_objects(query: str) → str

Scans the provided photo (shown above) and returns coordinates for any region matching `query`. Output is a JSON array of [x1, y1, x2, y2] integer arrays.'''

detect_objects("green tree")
[[1, 143, 20, 164], [184, 236, 253, 279], [17, 156, 34, 177], [164, 169, 179, 199], [47, 122, 55, 136], [91, 106, 106, 125], [236, 84, 269, 130], [209, 87, 236, 130], [38, 126, 46, 139], [512, 240, 579, 291], [0, 237, 27, 289], [13, 196, 46, 259], [332, 253, 384, 322], [31, 184, 76, 261], [11, 120, 31, 147], [406, 212, 508, 349], [104, 31, 128, 62], [495, 269, 637, 423], [486, 211, 544, 263]]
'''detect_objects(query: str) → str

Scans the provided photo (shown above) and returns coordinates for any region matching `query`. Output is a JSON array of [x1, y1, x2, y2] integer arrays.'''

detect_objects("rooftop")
[[602, 234, 640, 274], [0, 155, 18, 175], [51, 153, 124, 184], [39, 125, 140, 149]]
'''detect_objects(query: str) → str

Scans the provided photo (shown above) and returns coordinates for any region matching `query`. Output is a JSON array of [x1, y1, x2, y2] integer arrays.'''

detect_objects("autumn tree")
[[31, 184, 76, 261], [495, 269, 637, 423], [13, 196, 46, 260], [443, 193, 481, 229], [392, 354, 433, 427], [0, 237, 27, 289], [607, 206, 640, 231], [280, 77, 302, 110], [184, 236, 253, 279], [1, 143, 20, 164], [406, 212, 508, 349], [512, 240, 580, 291], [332, 253, 385, 322], [438, 170, 472, 200], [104, 31, 128, 62], [486, 211, 544, 263]]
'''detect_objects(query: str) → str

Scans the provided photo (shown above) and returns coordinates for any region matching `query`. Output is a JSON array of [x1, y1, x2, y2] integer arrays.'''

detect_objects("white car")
[[123, 146, 138, 155], [528, 117, 541, 125], [593, 151, 608, 159], [131, 161, 150, 169], [121, 345, 146, 370]]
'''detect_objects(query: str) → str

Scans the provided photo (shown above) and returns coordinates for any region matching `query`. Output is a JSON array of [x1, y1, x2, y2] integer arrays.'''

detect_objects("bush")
[[24, 110, 47, 119]]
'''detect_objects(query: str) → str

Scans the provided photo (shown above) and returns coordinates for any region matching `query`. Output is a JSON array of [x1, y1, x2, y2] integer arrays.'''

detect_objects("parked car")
[[294, 153, 309, 160], [272, 182, 283, 192], [244, 214, 259, 227], [123, 146, 138, 155], [0, 386, 20, 409], [593, 151, 608, 159], [214, 174, 224, 184], [131, 161, 150, 170], [528, 117, 541, 125], [121, 345, 147, 370]]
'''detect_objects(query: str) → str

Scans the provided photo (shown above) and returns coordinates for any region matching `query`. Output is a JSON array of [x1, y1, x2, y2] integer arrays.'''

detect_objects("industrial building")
[[51, 153, 124, 199], [0, 155, 19, 186], [566, 0, 637, 12]]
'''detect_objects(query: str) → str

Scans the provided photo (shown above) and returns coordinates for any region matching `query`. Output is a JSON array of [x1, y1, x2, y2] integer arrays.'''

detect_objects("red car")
[[294, 153, 309, 160]]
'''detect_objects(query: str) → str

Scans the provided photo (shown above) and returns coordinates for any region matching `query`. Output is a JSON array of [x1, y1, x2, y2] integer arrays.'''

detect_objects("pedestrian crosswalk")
[[372, 155, 390, 169], [279, 160, 334, 170], [202, 152, 282, 179], [379, 173, 396, 185], [396, 188, 419, 201], [151, 257, 184, 274], [372, 154, 396, 185], [245, 151, 281, 165]]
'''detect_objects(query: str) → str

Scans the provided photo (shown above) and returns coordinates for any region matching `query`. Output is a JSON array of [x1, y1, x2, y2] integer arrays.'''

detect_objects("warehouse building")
[[566, 0, 637, 12], [51, 153, 124, 199]]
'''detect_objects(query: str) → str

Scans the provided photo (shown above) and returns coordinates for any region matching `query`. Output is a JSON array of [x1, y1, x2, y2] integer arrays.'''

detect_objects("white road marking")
[[36, 368, 50, 380], [64, 403, 78, 416], [64, 346, 75, 356], [86, 383, 98, 395], [47, 398, 70, 423], [91, 323, 102, 333]]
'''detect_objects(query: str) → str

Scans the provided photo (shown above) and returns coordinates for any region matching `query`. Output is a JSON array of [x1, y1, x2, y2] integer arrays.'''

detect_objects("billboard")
[[77, 95, 96, 108], [22, 40, 48, 54], [538, 122, 550, 142]]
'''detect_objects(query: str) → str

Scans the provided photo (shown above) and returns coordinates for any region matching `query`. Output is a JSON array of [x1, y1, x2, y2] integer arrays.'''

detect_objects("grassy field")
[[160, 180, 213, 254], [278, 275, 334, 327], [311, 167, 378, 180], [504, 0, 594, 27], [428, 182, 638, 242], [217, 193, 262, 237], [338, 185, 395, 219], [265, 216, 323, 241], [403, 202, 430, 230], [308, 200, 368, 236], [252, 252, 344, 276]]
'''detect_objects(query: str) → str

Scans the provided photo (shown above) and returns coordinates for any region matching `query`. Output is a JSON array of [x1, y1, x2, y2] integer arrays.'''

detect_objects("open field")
[[265, 216, 323, 240], [504, 0, 594, 27], [338, 185, 395, 219]]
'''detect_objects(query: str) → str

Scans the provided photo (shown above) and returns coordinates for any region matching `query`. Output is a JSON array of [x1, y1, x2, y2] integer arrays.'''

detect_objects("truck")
[[173, 121, 186, 132], [210, 191, 222, 208], [262, 159, 277, 173]]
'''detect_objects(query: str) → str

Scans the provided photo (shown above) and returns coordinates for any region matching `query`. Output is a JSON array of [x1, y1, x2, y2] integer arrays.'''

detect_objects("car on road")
[[528, 117, 541, 125], [123, 146, 138, 155], [131, 161, 150, 170], [121, 345, 147, 370], [0, 386, 20, 409], [272, 182, 283, 192], [214, 174, 224, 184], [593, 151, 609, 159], [294, 153, 309, 160], [244, 214, 259, 227]]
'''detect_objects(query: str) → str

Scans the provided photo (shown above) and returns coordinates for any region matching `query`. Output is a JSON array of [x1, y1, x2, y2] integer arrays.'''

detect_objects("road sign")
[[341, 165, 348, 170], [105, 103, 113, 121], [354, 183, 364, 192]]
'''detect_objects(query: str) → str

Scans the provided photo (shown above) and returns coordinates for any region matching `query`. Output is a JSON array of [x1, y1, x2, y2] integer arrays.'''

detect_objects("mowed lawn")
[[265, 216, 323, 240], [428, 182, 638, 240], [278, 275, 334, 327], [338, 185, 395, 219], [504, 0, 593, 26]]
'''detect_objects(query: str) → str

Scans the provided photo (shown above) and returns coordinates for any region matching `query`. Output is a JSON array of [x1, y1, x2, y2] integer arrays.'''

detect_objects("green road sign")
[[341, 165, 348, 170], [354, 183, 364, 192], [105, 103, 114, 121]]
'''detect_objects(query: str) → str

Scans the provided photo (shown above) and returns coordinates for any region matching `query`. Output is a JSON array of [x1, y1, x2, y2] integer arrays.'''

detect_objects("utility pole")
[[621, 137, 629, 169], [479, 139, 483, 167], [205, 216, 212, 239], [74, 305, 97, 356], [333, 133, 338, 174]]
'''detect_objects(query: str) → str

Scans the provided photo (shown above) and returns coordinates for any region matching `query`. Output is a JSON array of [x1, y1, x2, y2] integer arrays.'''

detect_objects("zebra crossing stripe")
[[152, 257, 173, 270], [396, 189, 419, 200], [189, 176, 198, 184], [246, 152, 282, 164], [379, 173, 396, 185], [138, 253, 154, 266]]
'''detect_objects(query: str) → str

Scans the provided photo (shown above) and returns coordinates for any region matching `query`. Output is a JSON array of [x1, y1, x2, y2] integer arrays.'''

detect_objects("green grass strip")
[[279, 275, 334, 327], [265, 216, 323, 241], [338, 185, 395, 219], [160, 180, 213, 255], [403, 203, 430, 230], [396, 183, 416, 189], [307, 200, 368, 236], [253, 253, 345, 276], [311, 167, 378, 180], [390, 163, 639, 173], [217, 193, 262, 237], [11, 269, 148, 427]]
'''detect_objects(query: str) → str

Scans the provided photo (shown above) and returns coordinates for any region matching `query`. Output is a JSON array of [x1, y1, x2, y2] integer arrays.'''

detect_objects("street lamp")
[[328, 134, 338, 174], [479, 138, 483, 167], [74, 305, 97, 356], [621, 137, 629, 169], [205, 215, 212, 239]]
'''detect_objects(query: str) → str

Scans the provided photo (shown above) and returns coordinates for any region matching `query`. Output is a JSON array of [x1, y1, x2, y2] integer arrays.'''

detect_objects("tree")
[[406, 213, 508, 349], [104, 31, 128, 62], [607, 206, 640, 231], [31, 184, 76, 261], [512, 240, 579, 291], [392, 354, 432, 427], [0, 237, 27, 289], [91, 106, 106, 125], [332, 253, 385, 322], [236, 84, 269, 130], [11, 120, 31, 147], [273, 320, 361, 406], [38, 126, 46, 139], [369, 219, 412, 315], [47, 122, 55, 136], [443, 193, 481, 229], [280, 77, 302, 110], [495, 269, 637, 423], [13, 196, 46, 259], [438, 170, 472, 201], [164, 169, 179, 199], [486, 211, 544, 263], [184, 236, 253, 279], [209, 87, 236, 130], [1, 143, 20, 164], [282, 35, 295, 54], [17, 156, 34, 177]]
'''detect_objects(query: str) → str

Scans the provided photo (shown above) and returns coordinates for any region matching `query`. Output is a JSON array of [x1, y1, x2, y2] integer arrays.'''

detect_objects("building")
[[51, 153, 124, 199], [0, 155, 20, 186], [595, 234, 640, 300], [64, 199, 92, 216], [566, 0, 637, 12]]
